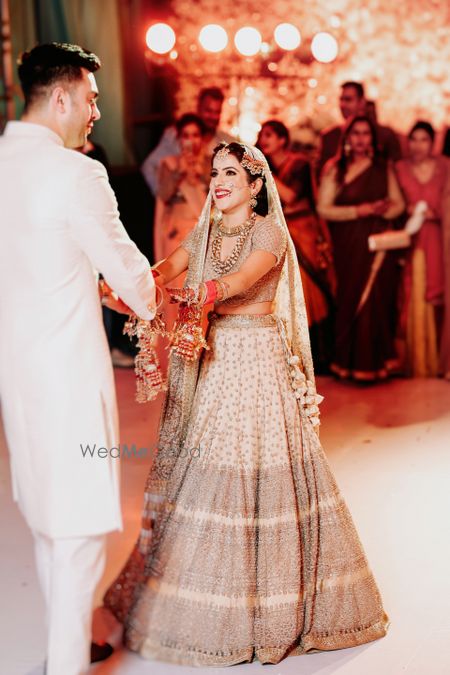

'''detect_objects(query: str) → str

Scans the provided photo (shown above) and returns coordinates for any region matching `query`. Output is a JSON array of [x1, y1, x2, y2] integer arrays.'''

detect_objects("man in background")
[[317, 81, 402, 176]]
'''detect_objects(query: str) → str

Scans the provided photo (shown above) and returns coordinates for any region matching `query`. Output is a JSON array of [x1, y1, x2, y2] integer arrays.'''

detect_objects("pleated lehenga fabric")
[[104, 313, 388, 666]]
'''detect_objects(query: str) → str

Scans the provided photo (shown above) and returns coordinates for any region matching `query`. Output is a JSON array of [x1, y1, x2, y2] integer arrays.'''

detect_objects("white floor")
[[1, 373, 450, 675]]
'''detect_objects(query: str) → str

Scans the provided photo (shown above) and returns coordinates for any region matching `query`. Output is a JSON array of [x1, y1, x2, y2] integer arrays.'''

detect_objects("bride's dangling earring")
[[249, 191, 257, 209]]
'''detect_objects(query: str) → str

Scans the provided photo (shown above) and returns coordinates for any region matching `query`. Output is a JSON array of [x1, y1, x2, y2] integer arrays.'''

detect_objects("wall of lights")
[[146, 22, 338, 62], [144, 0, 450, 146]]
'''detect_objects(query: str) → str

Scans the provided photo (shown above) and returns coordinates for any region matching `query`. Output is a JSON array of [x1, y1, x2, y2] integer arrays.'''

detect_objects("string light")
[[274, 23, 301, 51], [311, 32, 339, 63], [199, 24, 228, 53], [234, 27, 262, 56], [145, 23, 176, 54]]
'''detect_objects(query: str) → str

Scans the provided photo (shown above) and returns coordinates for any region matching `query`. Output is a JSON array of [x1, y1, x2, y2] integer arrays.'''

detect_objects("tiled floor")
[[1, 372, 450, 675]]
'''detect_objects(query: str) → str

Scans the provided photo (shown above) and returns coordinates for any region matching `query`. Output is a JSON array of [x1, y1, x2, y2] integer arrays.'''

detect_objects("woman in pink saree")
[[395, 121, 450, 378]]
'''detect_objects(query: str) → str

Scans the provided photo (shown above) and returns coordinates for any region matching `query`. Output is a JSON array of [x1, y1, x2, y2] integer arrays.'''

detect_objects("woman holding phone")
[[154, 113, 210, 265]]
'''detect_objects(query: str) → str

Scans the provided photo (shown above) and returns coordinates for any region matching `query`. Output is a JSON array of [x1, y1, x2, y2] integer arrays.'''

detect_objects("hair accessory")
[[216, 145, 231, 161], [241, 152, 265, 176]]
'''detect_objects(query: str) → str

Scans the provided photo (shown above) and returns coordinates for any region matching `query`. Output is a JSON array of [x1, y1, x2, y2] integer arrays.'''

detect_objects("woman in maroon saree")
[[317, 116, 405, 381]]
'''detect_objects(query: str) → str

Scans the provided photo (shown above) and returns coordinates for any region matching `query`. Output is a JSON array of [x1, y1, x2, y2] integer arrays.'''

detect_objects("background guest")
[[257, 119, 335, 371], [317, 115, 404, 381], [141, 87, 234, 195], [154, 113, 210, 264], [317, 81, 402, 176], [395, 121, 450, 378], [153, 113, 210, 363]]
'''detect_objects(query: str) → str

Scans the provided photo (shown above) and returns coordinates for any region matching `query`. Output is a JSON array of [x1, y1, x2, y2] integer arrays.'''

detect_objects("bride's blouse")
[[181, 213, 287, 306]]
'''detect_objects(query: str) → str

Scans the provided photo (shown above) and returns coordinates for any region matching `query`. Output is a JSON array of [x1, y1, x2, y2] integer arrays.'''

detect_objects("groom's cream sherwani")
[[0, 121, 155, 674], [0, 121, 154, 538]]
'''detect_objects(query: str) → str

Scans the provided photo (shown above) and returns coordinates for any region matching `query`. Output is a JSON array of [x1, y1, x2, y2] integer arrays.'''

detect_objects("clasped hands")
[[98, 279, 131, 315], [98, 272, 228, 315]]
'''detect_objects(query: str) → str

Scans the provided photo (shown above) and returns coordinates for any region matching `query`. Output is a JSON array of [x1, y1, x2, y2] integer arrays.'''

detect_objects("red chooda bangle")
[[204, 279, 218, 305]]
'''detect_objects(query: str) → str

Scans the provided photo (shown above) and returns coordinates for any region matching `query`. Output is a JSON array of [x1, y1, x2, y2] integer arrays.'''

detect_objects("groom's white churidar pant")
[[32, 532, 106, 675]]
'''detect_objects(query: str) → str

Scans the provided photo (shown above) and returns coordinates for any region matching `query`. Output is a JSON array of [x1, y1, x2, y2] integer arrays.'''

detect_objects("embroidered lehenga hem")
[[133, 615, 388, 667]]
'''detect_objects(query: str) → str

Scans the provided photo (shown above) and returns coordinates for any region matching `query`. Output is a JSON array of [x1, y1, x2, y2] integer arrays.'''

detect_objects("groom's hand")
[[99, 279, 132, 314], [102, 294, 132, 315]]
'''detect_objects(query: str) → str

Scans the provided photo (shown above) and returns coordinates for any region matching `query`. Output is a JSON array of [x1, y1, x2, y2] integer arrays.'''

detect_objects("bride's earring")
[[250, 192, 257, 209]]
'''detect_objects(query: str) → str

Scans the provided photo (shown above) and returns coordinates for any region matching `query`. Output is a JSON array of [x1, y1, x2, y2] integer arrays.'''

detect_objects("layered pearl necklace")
[[211, 212, 257, 275]]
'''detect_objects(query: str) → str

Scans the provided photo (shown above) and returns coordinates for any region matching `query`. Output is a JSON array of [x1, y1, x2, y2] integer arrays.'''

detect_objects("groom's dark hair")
[[18, 42, 101, 110]]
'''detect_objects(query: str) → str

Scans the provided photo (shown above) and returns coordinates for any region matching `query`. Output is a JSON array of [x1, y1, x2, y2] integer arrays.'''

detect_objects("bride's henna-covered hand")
[[166, 286, 198, 305]]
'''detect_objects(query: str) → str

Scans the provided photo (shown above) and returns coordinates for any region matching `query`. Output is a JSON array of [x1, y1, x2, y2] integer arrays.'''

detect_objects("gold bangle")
[[152, 267, 166, 285], [198, 282, 207, 305], [215, 278, 230, 301], [98, 279, 107, 298], [99, 279, 113, 302], [155, 285, 164, 312]]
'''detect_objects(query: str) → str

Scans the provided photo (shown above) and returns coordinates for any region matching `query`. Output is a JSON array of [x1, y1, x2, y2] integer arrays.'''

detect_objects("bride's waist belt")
[[208, 313, 277, 329]]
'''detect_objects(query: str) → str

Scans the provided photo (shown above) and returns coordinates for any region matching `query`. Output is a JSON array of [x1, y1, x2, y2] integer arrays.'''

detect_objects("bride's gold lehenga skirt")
[[104, 314, 388, 666]]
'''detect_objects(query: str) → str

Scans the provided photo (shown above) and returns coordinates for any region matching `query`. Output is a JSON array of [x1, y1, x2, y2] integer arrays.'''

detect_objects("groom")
[[0, 43, 155, 674]]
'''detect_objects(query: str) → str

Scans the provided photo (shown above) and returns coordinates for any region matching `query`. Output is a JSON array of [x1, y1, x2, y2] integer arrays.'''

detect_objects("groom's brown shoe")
[[91, 641, 114, 663]]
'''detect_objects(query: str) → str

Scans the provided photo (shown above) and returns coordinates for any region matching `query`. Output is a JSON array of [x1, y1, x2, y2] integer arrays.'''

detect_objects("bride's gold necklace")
[[211, 212, 257, 275]]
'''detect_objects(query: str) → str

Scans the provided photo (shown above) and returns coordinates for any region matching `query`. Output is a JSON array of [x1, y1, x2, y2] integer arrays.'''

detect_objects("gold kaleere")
[[168, 303, 209, 362], [123, 314, 168, 403]]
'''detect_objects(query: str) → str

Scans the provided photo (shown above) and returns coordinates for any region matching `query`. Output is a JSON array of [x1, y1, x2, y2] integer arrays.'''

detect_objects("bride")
[[103, 141, 388, 665]]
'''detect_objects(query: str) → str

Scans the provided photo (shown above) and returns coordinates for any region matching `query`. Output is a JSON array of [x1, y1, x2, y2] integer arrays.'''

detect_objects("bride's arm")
[[156, 246, 278, 297], [152, 245, 189, 285], [166, 249, 278, 305], [213, 249, 277, 298], [219, 216, 286, 297]]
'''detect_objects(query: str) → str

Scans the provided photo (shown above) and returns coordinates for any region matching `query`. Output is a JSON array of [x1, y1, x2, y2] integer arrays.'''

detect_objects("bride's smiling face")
[[210, 153, 251, 213]]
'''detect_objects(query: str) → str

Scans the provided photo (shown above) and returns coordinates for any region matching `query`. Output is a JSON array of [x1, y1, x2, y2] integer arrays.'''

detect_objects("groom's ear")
[[49, 85, 71, 117]]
